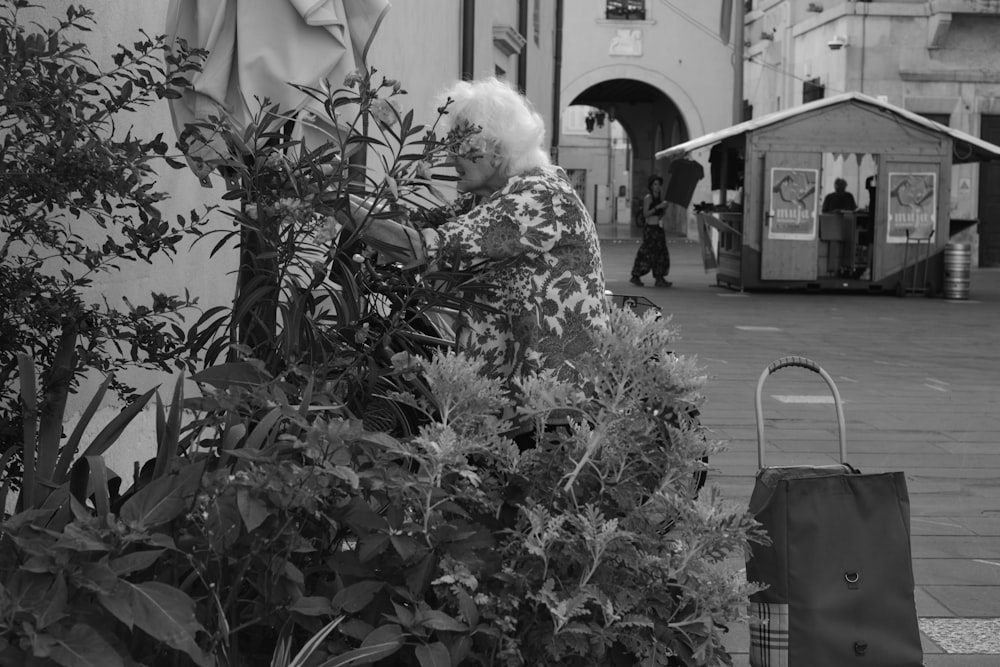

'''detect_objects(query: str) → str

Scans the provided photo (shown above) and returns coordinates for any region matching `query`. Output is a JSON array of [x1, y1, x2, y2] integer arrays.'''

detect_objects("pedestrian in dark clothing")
[[630, 175, 672, 287]]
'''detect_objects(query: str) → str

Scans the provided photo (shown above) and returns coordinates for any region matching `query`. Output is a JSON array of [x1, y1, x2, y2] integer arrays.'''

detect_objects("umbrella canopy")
[[166, 0, 391, 183]]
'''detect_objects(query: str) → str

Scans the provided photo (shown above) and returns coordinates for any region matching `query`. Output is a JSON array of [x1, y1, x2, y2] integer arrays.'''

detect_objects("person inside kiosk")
[[819, 152, 878, 281], [821, 178, 857, 213]]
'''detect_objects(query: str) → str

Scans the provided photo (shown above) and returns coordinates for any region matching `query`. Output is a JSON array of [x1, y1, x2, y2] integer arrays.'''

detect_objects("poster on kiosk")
[[886, 172, 936, 244], [769, 167, 819, 240]]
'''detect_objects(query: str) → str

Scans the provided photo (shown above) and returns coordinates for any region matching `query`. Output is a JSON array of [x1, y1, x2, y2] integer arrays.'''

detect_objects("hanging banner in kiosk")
[[768, 167, 818, 240], [886, 172, 936, 244]]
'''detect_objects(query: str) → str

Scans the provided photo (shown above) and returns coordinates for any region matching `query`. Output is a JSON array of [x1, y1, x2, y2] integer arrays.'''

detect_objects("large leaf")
[[97, 585, 133, 630], [236, 487, 270, 532], [216, 421, 247, 467], [52, 373, 114, 483], [415, 610, 467, 633], [55, 522, 112, 553], [318, 624, 403, 667], [37, 327, 79, 477], [109, 549, 165, 577], [2, 509, 56, 533], [413, 642, 450, 667], [69, 456, 112, 517], [404, 552, 436, 596], [35, 573, 68, 630], [152, 373, 186, 478], [190, 361, 272, 389], [119, 460, 205, 529], [454, 589, 479, 627], [5, 570, 67, 630], [243, 406, 283, 451], [47, 623, 124, 667], [37, 485, 72, 531], [78, 386, 158, 459], [287, 595, 334, 617], [282, 616, 344, 667], [116, 580, 211, 666], [76, 562, 119, 596], [331, 580, 384, 614]]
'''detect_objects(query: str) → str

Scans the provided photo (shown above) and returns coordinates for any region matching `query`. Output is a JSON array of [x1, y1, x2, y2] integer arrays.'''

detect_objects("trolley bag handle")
[[755, 356, 848, 469]]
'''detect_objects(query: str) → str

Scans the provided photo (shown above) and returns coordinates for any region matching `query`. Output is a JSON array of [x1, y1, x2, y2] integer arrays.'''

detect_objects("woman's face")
[[454, 151, 503, 197], [650, 179, 663, 196], [449, 129, 507, 196]]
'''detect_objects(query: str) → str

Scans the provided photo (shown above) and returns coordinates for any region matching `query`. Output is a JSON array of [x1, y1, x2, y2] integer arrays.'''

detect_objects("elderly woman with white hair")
[[355, 77, 609, 424]]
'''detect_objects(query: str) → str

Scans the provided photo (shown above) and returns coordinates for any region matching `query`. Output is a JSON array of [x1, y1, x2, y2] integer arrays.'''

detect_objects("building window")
[[563, 106, 602, 135], [803, 78, 825, 103], [606, 0, 645, 21]]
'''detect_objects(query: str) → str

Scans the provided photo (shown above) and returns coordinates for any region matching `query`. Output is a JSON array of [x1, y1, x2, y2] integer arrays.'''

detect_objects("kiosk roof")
[[656, 92, 1000, 165]]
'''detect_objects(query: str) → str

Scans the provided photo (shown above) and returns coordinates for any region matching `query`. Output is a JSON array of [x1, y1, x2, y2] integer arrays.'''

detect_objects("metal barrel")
[[943, 242, 972, 300]]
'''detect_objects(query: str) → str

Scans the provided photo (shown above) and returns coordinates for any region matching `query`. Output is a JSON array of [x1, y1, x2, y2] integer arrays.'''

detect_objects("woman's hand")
[[348, 198, 427, 267]]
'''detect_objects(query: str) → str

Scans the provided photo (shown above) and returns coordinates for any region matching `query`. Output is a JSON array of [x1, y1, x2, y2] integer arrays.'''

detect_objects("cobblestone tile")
[[919, 618, 1000, 654]]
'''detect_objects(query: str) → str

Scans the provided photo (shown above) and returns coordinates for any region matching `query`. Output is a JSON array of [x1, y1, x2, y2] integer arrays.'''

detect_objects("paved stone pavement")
[[599, 229, 1000, 666]]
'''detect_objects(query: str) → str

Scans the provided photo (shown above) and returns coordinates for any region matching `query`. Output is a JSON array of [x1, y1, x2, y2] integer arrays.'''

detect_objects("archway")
[[558, 73, 695, 231]]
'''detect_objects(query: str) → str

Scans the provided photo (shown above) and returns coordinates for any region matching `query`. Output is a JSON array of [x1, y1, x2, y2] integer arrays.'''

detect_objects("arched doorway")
[[558, 77, 690, 232]]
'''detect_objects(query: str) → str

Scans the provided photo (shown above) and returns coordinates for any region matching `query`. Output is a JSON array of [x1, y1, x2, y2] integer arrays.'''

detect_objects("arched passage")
[[560, 67, 703, 230]]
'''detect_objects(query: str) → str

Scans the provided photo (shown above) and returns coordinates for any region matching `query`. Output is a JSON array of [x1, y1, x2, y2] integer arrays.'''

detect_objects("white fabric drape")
[[166, 0, 390, 183]]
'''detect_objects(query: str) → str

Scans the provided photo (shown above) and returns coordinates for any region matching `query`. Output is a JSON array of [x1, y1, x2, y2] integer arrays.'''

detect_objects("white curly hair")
[[436, 77, 551, 176]]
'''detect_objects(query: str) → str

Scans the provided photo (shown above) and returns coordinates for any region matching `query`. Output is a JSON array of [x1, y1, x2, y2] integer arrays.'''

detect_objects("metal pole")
[[609, 122, 615, 223], [551, 0, 564, 163], [733, 0, 745, 123], [461, 0, 475, 80], [517, 0, 528, 92]]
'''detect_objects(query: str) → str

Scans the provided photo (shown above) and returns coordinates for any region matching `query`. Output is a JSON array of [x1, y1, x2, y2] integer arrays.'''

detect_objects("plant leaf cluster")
[[0, 1, 209, 482], [0, 5, 765, 665], [3, 307, 764, 667]]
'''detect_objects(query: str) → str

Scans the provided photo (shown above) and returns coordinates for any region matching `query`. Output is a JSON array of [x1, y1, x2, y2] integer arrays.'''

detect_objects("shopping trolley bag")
[[746, 356, 922, 667]]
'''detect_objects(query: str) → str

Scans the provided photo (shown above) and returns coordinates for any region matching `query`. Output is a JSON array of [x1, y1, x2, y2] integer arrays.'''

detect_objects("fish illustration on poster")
[[887, 172, 936, 243], [769, 168, 818, 240]]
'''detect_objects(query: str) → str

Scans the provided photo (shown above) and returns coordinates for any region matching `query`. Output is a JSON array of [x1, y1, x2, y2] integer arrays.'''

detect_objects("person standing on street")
[[630, 175, 672, 287]]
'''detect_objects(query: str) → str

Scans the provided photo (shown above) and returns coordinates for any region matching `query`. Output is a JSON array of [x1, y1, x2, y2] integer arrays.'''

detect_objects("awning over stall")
[[656, 92, 1000, 165]]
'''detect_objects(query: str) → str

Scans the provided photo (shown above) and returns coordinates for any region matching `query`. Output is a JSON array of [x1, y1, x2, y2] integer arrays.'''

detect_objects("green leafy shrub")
[[0, 12, 764, 665], [173, 61, 483, 437], [0, 307, 762, 667], [0, 1, 206, 488]]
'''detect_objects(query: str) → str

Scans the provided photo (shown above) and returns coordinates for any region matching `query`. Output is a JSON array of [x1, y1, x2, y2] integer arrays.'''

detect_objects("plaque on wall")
[[609, 29, 642, 56]]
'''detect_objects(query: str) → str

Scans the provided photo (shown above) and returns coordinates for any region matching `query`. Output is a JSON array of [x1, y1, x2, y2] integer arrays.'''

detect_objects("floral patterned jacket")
[[422, 166, 609, 388]]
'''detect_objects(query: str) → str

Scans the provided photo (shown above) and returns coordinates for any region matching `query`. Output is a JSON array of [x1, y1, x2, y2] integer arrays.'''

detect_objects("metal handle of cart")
[[755, 356, 847, 469]]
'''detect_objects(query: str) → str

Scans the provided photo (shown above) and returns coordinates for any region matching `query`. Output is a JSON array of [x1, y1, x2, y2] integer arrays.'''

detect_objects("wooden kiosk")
[[658, 93, 1000, 293]]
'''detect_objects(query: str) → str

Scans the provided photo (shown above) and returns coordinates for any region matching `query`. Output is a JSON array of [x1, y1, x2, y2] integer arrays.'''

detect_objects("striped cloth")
[[749, 602, 789, 667]]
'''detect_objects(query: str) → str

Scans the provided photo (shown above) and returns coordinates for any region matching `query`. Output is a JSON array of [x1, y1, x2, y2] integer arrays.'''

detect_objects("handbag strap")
[[755, 356, 848, 468]]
